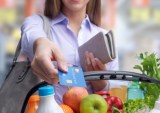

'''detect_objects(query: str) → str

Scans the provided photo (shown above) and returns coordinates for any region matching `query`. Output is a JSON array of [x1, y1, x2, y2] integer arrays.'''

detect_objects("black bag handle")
[[21, 70, 160, 113], [21, 81, 48, 113]]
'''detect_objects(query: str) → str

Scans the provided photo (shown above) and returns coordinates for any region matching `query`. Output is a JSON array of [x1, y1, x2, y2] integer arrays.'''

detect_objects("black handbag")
[[0, 14, 51, 113]]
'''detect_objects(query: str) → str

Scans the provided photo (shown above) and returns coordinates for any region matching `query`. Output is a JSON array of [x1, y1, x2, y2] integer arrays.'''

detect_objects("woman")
[[21, 0, 118, 104]]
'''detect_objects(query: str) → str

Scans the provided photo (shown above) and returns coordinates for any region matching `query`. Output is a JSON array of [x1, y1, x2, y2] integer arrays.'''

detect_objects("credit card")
[[58, 66, 87, 87]]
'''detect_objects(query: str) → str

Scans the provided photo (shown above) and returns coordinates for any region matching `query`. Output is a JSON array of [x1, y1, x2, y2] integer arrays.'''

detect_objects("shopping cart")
[[21, 70, 160, 113]]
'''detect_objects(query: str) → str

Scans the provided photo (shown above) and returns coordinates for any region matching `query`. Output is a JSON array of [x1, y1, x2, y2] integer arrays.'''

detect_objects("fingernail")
[[63, 65, 68, 72], [95, 58, 98, 60], [87, 61, 90, 65], [90, 52, 93, 56]]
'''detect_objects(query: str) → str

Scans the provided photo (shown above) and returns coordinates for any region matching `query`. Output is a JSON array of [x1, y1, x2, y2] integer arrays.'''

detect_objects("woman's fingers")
[[37, 54, 58, 78], [85, 51, 106, 71], [88, 52, 99, 70], [85, 51, 92, 71], [31, 58, 59, 84], [85, 51, 90, 65], [53, 46, 68, 72], [32, 38, 68, 83], [32, 63, 53, 84], [33, 68, 59, 84], [95, 58, 106, 70], [51, 78, 59, 84]]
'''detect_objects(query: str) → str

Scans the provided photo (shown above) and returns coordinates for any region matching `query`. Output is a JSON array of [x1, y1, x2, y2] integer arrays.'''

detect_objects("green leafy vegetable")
[[125, 52, 160, 113], [124, 95, 156, 113], [140, 83, 160, 98], [124, 97, 150, 113], [134, 52, 160, 104], [134, 52, 160, 80]]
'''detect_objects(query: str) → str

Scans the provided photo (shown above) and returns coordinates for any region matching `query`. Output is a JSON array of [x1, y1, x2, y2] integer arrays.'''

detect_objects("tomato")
[[96, 91, 123, 113], [106, 96, 123, 112]]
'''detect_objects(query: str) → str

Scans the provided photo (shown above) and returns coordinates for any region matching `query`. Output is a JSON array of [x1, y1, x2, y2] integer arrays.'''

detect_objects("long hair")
[[44, 0, 101, 26]]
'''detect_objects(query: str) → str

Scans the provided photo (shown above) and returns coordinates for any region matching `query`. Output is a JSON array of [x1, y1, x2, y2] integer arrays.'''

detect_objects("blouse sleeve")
[[21, 14, 47, 61]]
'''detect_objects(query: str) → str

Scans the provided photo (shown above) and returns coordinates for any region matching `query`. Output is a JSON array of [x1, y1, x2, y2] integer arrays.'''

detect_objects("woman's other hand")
[[85, 51, 107, 91], [85, 51, 106, 71], [31, 38, 68, 84]]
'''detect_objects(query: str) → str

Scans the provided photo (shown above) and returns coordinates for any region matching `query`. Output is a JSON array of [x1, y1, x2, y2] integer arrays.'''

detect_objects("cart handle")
[[21, 70, 160, 113], [84, 70, 160, 84]]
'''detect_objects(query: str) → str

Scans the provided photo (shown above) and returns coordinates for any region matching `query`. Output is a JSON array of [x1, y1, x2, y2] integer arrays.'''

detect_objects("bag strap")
[[13, 14, 51, 63], [21, 81, 48, 113]]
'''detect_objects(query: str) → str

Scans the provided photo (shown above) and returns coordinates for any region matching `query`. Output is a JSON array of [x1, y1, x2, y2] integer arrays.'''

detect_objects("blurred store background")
[[0, 0, 160, 87]]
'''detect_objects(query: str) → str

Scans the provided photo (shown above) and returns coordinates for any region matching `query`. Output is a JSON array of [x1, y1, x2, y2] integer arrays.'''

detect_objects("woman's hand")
[[85, 51, 107, 91], [85, 51, 106, 71], [31, 38, 68, 84]]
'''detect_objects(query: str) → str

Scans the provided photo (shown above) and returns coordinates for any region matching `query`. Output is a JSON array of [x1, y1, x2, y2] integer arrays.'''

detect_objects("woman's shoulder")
[[22, 14, 44, 25]]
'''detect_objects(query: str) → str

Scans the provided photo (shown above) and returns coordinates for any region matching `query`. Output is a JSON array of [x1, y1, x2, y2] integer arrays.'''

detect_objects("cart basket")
[[21, 70, 160, 113]]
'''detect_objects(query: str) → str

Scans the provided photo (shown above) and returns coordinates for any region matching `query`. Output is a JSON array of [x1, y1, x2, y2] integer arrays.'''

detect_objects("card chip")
[[66, 80, 72, 84]]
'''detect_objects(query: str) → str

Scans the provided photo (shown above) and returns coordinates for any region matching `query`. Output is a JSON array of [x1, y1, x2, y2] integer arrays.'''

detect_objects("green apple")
[[80, 94, 108, 113]]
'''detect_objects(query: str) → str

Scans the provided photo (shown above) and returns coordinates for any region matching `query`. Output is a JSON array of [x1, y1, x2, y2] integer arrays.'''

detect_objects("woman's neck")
[[64, 11, 86, 25], [62, 8, 86, 37]]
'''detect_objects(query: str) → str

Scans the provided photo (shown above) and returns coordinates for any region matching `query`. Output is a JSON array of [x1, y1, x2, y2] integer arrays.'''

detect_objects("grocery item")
[[96, 91, 123, 113], [63, 87, 88, 113], [134, 52, 160, 80], [26, 95, 39, 113], [109, 85, 128, 103], [80, 94, 108, 113], [36, 85, 64, 113], [127, 82, 144, 100], [59, 104, 74, 113]]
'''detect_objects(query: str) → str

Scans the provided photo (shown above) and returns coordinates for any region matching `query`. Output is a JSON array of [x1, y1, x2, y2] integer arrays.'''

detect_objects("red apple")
[[63, 87, 88, 113]]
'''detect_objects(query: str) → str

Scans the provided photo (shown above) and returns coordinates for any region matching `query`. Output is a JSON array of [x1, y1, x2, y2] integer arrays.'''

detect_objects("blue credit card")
[[58, 66, 87, 87]]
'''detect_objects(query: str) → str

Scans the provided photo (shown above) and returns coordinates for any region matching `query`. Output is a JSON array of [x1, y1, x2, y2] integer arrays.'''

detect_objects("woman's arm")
[[21, 15, 68, 84], [21, 14, 47, 60]]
